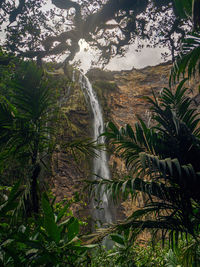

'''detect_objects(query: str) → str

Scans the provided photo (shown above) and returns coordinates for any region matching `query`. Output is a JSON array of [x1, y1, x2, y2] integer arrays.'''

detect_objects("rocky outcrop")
[[50, 72, 93, 228], [88, 62, 171, 127], [51, 61, 200, 226], [88, 62, 200, 219], [87, 63, 172, 218]]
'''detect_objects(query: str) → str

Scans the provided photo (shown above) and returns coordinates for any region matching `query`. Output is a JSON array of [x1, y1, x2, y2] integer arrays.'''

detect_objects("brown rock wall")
[[88, 62, 200, 221], [51, 77, 93, 228], [88, 63, 174, 220], [51, 62, 200, 228], [106, 63, 171, 127]]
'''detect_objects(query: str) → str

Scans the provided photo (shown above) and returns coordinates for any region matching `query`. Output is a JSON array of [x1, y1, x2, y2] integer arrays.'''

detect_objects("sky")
[[0, 0, 170, 73], [73, 39, 169, 73]]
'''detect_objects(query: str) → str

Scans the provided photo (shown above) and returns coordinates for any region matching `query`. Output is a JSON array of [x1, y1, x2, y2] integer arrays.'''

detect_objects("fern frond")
[[170, 33, 200, 83]]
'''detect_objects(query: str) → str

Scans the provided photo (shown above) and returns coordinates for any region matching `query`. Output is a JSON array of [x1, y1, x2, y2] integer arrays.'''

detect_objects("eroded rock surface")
[[51, 62, 200, 227]]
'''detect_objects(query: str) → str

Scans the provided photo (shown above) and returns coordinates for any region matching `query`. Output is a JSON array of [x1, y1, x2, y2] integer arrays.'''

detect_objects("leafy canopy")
[[0, 0, 193, 64]]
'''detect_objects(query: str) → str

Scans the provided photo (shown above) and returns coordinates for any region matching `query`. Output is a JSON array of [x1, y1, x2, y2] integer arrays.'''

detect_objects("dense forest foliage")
[[0, 0, 198, 64], [1, 0, 200, 266]]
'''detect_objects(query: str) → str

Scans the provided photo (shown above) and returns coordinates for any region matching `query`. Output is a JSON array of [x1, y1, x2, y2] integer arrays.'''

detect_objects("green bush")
[[0, 183, 95, 266]]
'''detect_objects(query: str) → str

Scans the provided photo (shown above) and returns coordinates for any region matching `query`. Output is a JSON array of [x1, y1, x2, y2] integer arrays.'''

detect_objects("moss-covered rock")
[[48, 70, 93, 231]]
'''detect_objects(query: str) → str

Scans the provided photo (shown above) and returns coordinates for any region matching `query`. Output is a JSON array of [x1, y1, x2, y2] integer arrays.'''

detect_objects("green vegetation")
[[0, 51, 99, 266], [89, 240, 196, 267], [1, 0, 200, 266], [90, 79, 200, 265], [0, 54, 59, 215], [0, 182, 96, 266], [0, 0, 194, 64], [87, 1, 200, 266], [93, 81, 117, 93]]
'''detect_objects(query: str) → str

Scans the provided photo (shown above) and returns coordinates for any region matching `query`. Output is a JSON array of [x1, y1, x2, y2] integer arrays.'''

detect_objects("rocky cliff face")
[[88, 63, 171, 127], [87, 63, 172, 217], [50, 70, 93, 226], [88, 62, 200, 219], [51, 62, 200, 225]]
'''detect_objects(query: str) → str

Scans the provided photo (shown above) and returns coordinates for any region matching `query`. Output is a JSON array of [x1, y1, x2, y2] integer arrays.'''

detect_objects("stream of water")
[[79, 73, 115, 226]]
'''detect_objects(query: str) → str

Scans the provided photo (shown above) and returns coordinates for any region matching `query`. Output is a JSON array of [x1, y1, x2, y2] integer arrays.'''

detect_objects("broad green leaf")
[[56, 202, 70, 223], [66, 217, 79, 242], [110, 234, 125, 246], [41, 194, 61, 243]]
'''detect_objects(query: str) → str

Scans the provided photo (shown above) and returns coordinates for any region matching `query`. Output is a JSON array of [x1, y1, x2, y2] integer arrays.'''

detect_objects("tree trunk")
[[30, 163, 41, 214], [193, 0, 200, 30]]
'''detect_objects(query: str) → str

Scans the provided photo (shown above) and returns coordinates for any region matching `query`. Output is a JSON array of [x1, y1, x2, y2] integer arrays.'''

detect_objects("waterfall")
[[79, 73, 115, 226]]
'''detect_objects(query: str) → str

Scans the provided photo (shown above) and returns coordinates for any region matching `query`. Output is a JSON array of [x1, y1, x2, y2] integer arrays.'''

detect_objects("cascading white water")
[[79, 73, 114, 226]]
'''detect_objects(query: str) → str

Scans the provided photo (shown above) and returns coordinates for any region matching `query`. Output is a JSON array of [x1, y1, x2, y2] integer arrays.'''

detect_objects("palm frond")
[[83, 214, 186, 246], [87, 176, 180, 205], [65, 138, 103, 160], [170, 33, 200, 83], [91, 79, 200, 247], [173, 0, 192, 19]]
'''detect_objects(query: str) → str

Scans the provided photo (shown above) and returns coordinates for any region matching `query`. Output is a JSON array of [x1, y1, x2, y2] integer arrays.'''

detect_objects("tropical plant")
[[0, 60, 59, 215], [170, 32, 200, 83], [109, 232, 137, 267], [173, 0, 200, 30], [88, 79, 200, 266], [0, 54, 103, 218], [89, 236, 196, 266], [170, 0, 200, 82], [0, 182, 95, 266]]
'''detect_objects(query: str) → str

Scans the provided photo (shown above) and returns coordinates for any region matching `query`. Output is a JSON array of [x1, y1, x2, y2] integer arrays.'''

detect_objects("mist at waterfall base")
[[79, 73, 116, 246]]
